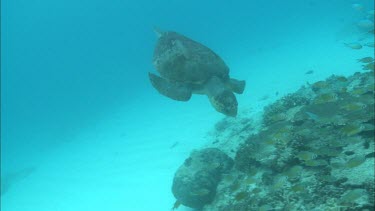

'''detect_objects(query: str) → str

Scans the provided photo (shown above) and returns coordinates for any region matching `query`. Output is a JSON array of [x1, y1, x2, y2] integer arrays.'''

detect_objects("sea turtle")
[[148, 29, 246, 116]]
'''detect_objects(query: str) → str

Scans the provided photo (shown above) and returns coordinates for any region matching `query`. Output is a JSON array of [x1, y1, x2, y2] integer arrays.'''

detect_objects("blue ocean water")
[[1, 0, 374, 210]]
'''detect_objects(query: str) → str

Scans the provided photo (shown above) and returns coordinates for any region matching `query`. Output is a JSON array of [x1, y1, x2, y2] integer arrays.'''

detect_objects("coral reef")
[[199, 70, 374, 210]]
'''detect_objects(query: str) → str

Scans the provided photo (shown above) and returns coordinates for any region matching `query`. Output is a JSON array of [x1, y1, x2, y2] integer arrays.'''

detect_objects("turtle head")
[[209, 90, 238, 117], [205, 76, 238, 117]]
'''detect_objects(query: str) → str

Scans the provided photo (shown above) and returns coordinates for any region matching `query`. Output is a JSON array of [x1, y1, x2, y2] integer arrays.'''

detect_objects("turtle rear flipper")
[[226, 78, 246, 94], [149, 72, 192, 101]]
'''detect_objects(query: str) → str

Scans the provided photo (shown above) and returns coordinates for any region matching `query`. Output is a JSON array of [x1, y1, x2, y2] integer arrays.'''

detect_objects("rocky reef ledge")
[[172, 68, 374, 210]]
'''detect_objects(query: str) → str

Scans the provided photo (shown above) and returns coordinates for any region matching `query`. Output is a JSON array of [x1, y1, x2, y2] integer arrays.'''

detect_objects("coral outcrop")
[[201, 70, 373, 210], [172, 148, 234, 209]]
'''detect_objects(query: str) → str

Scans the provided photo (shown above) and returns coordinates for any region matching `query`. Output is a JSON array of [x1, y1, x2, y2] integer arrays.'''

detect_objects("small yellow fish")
[[296, 151, 317, 161], [252, 188, 261, 194], [345, 156, 366, 168], [339, 87, 347, 93], [364, 42, 374, 47], [284, 165, 303, 178], [341, 123, 364, 136], [362, 123, 375, 131], [358, 57, 374, 63], [313, 93, 338, 104], [272, 130, 289, 140], [344, 136, 364, 144], [272, 176, 288, 190], [336, 76, 348, 82], [320, 175, 337, 182], [340, 102, 366, 111], [259, 205, 273, 211], [304, 159, 328, 167], [230, 182, 241, 191], [305, 111, 320, 121], [344, 43, 362, 49], [340, 189, 364, 203], [362, 62, 374, 71], [349, 87, 368, 96], [316, 148, 341, 157], [331, 162, 345, 169], [269, 113, 287, 123], [312, 81, 328, 90], [234, 191, 249, 201], [244, 176, 256, 185], [264, 137, 278, 145], [291, 184, 305, 192], [223, 174, 234, 182], [365, 84, 374, 92], [328, 139, 347, 147]]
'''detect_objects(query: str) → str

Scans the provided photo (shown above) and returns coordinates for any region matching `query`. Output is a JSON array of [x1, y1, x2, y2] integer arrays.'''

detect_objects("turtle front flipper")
[[149, 72, 192, 101], [226, 78, 246, 94]]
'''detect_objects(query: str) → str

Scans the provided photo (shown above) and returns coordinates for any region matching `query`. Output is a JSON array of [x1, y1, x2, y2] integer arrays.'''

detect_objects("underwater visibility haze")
[[1, 0, 374, 210]]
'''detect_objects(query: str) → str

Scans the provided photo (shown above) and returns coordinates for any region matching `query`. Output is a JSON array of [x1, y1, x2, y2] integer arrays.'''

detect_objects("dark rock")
[[172, 148, 233, 209]]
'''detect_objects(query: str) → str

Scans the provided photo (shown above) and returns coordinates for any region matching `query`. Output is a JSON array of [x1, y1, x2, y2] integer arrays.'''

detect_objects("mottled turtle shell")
[[153, 31, 230, 85]]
